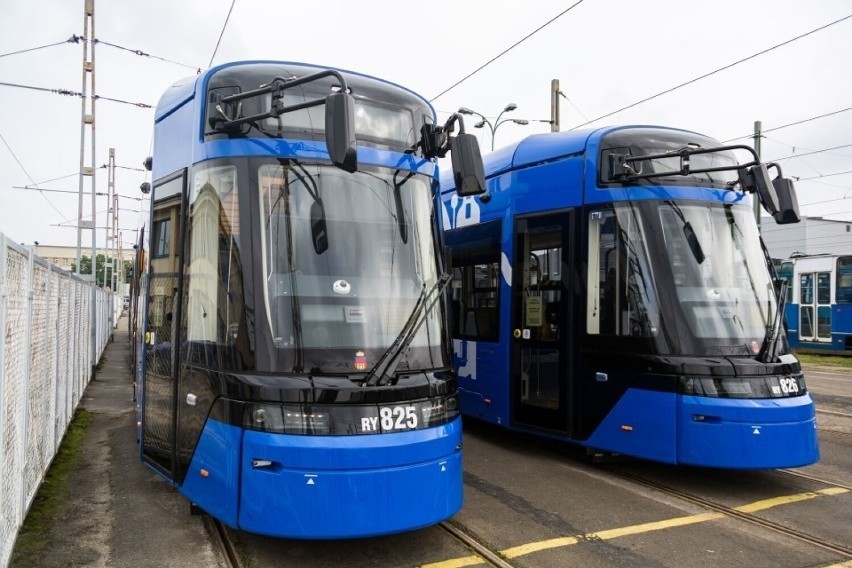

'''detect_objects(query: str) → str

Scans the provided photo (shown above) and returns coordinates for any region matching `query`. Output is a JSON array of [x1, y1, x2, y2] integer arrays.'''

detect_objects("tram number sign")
[[779, 377, 799, 395], [361, 406, 418, 432]]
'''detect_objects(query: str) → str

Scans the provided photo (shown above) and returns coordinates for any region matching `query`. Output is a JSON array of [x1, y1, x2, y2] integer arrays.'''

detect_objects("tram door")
[[141, 173, 185, 477], [510, 213, 574, 433], [799, 271, 831, 343]]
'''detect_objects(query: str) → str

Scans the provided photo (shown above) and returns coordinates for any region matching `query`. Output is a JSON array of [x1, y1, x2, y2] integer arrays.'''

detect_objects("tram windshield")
[[656, 202, 777, 354], [259, 162, 444, 373], [588, 200, 779, 356]]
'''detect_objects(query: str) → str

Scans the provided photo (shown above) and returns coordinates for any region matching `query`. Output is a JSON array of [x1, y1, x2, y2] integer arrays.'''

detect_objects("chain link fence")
[[0, 234, 118, 568]]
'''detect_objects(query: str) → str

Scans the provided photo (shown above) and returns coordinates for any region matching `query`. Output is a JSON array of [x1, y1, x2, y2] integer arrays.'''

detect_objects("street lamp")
[[458, 103, 527, 150]]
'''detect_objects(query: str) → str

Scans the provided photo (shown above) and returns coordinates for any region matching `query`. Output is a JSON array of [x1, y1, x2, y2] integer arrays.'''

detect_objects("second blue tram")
[[136, 61, 484, 538], [441, 125, 819, 469], [780, 253, 852, 352]]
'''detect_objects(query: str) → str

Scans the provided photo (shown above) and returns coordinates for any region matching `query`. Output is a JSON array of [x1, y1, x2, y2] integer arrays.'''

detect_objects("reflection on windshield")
[[659, 202, 775, 348], [263, 94, 416, 147], [258, 163, 441, 370]]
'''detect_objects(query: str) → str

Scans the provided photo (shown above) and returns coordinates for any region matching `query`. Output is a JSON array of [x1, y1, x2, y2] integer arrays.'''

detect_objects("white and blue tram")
[[781, 253, 852, 352]]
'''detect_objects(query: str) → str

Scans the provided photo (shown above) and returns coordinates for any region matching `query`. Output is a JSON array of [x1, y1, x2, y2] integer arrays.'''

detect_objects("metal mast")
[[76, 0, 98, 373]]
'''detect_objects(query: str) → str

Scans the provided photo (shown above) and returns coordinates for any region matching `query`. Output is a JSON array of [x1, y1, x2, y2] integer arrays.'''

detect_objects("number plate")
[[360, 405, 419, 433]]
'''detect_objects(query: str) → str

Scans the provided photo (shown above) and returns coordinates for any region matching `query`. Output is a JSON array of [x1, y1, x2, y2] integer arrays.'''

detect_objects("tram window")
[[837, 256, 852, 304], [800, 274, 813, 304], [263, 94, 416, 148], [451, 252, 500, 342], [586, 206, 660, 336], [817, 272, 831, 305], [184, 165, 247, 355]]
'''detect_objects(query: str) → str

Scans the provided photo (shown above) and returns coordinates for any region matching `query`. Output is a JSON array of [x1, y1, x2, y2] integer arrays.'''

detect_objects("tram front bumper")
[[238, 416, 463, 539], [677, 393, 819, 469]]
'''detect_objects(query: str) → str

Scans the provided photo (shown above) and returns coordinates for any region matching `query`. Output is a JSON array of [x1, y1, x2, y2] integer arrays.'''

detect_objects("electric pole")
[[550, 79, 560, 132], [76, 0, 98, 374]]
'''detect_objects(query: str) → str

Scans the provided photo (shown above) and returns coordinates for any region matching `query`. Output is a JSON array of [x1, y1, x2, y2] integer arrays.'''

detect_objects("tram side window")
[[182, 165, 251, 367], [838, 256, 852, 304], [451, 249, 500, 342], [586, 206, 660, 337]]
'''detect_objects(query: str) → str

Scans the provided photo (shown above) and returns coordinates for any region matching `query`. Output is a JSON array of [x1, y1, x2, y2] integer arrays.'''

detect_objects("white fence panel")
[[0, 234, 114, 568]]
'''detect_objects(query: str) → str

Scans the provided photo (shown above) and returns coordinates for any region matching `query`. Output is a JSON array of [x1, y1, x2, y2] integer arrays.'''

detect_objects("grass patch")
[[795, 352, 852, 369], [11, 409, 94, 559]]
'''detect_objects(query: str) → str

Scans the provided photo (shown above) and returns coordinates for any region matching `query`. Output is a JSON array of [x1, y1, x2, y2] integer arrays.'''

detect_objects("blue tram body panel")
[[584, 390, 678, 464], [677, 395, 819, 469], [239, 418, 463, 539], [180, 417, 463, 539], [180, 419, 242, 528]]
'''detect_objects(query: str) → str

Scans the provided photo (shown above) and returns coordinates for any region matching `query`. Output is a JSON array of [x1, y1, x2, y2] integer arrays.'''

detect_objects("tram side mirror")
[[772, 177, 800, 224], [451, 133, 486, 197], [140, 182, 151, 195], [749, 164, 781, 217], [325, 92, 358, 173], [310, 200, 328, 255]]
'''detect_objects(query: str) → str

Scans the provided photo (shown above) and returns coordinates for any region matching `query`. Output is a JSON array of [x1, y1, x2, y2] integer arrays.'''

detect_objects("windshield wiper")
[[364, 273, 451, 387], [756, 278, 787, 363]]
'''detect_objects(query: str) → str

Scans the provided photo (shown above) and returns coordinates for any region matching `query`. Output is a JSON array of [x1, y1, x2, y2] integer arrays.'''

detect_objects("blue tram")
[[441, 125, 819, 469], [135, 61, 484, 538], [780, 253, 852, 352]]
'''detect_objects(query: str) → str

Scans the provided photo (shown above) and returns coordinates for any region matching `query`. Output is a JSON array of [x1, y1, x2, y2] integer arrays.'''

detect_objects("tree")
[[71, 255, 135, 289]]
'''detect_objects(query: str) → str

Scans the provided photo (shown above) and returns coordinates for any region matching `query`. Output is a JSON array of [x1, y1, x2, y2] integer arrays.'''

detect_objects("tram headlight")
[[679, 374, 806, 399], [246, 404, 331, 435], [420, 394, 460, 428]]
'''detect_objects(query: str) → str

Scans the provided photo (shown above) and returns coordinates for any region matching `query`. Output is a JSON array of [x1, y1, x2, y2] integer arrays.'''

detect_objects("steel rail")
[[604, 469, 852, 559]]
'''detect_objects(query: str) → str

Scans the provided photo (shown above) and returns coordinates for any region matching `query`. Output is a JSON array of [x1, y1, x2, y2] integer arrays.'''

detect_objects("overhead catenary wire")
[[0, 130, 73, 222], [94, 38, 201, 72], [429, 0, 585, 102], [723, 105, 852, 143], [208, 0, 237, 68], [765, 142, 852, 162], [0, 81, 152, 107], [0, 35, 82, 59], [93, 94, 152, 108], [571, 13, 852, 130], [0, 80, 82, 97]]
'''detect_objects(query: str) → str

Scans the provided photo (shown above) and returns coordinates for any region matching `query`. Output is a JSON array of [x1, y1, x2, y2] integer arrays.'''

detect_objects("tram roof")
[[154, 60, 435, 123], [442, 125, 709, 190]]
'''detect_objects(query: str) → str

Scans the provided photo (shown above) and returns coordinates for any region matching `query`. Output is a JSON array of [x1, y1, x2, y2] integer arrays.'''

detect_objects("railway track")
[[438, 521, 516, 568], [204, 517, 243, 568], [604, 467, 852, 560]]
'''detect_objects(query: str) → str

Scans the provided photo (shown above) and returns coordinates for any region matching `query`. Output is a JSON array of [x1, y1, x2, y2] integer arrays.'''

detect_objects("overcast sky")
[[2, 0, 851, 250]]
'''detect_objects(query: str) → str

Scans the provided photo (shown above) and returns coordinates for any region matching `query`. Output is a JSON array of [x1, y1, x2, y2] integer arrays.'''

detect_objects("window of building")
[[152, 218, 171, 258]]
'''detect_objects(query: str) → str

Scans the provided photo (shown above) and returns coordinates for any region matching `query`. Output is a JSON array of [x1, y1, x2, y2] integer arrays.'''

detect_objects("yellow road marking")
[[588, 512, 725, 541], [502, 536, 579, 559], [735, 487, 849, 513], [420, 556, 484, 568], [425, 485, 850, 566]]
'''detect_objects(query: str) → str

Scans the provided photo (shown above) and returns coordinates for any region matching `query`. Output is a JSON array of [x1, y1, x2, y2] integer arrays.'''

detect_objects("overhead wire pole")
[[76, 0, 99, 375], [550, 79, 560, 132], [106, 148, 116, 337]]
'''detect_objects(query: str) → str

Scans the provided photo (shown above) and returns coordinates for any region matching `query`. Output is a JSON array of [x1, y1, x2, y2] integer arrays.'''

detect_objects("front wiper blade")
[[364, 274, 451, 387], [757, 279, 787, 363]]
